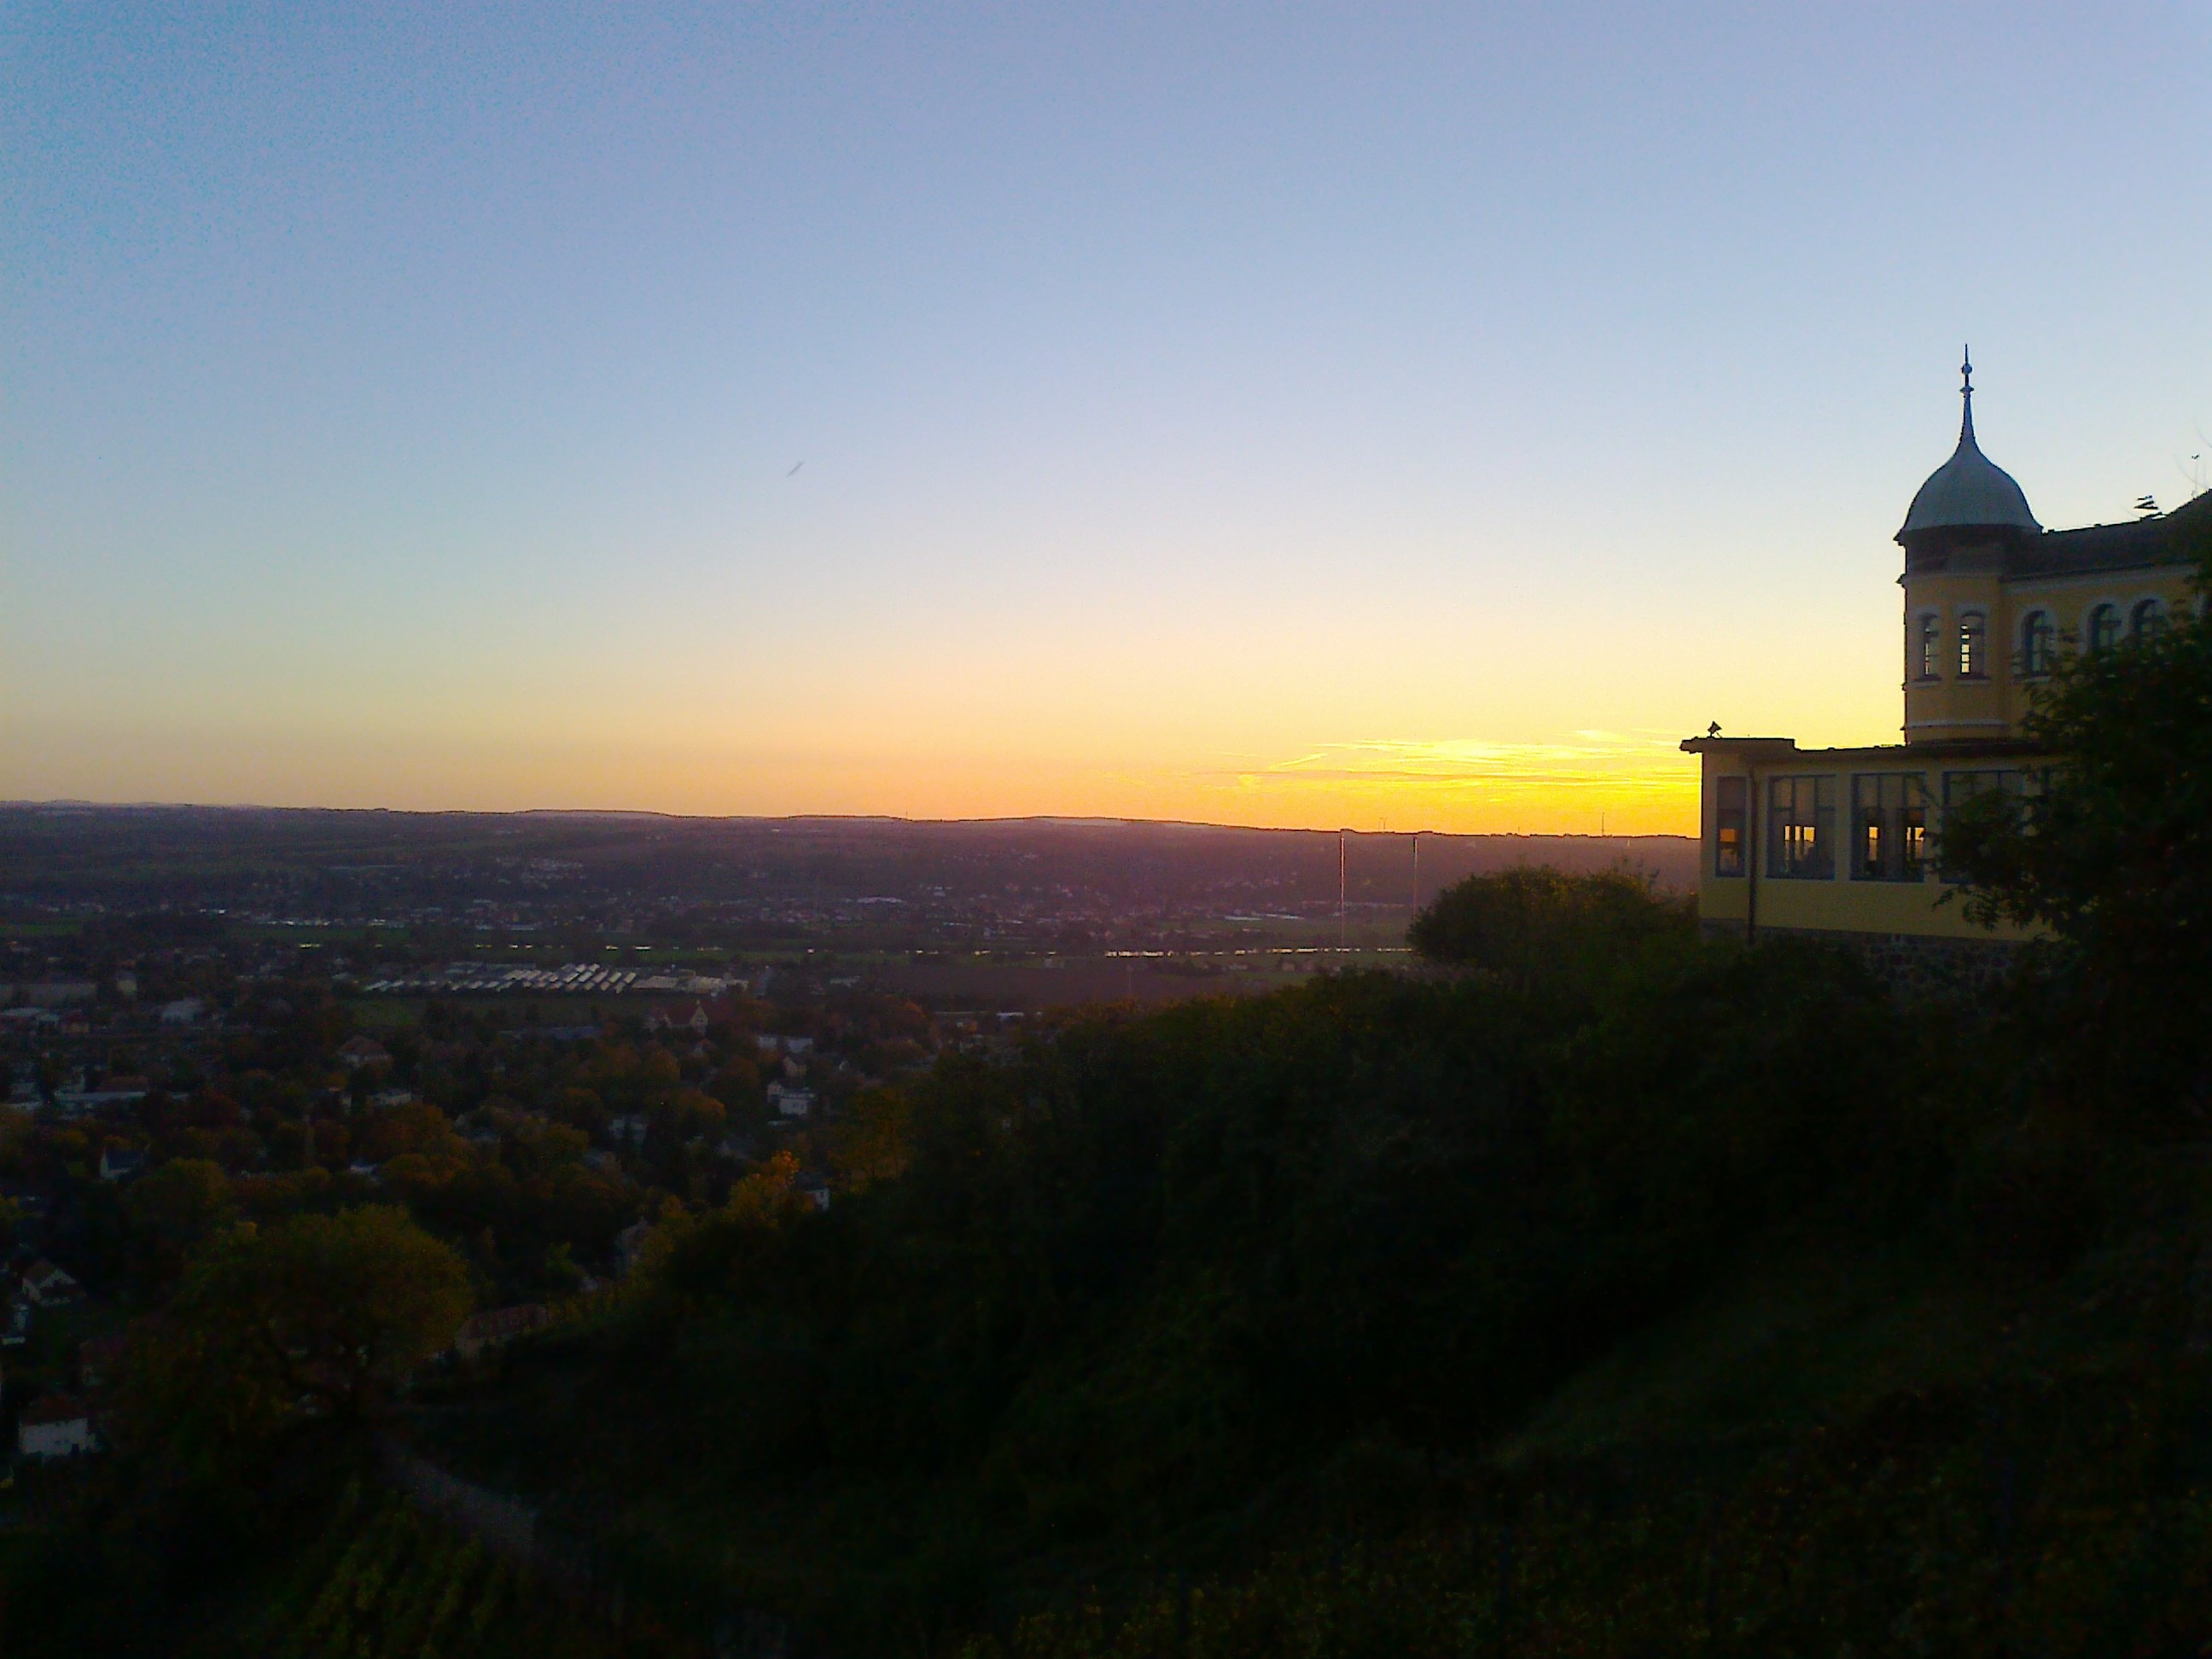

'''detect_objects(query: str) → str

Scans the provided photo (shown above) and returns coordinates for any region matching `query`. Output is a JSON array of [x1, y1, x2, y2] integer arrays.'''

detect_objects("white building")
[[20, 1260, 82, 1307], [767, 1082, 816, 1119], [17, 1394, 96, 1459]]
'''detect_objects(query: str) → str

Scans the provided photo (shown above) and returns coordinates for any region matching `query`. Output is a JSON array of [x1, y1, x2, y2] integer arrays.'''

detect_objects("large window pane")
[[1959, 612, 1987, 678], [1767, 775, 1836, 880], [1714, 776, 1746, 877], [1852, 773, 1928, 882]]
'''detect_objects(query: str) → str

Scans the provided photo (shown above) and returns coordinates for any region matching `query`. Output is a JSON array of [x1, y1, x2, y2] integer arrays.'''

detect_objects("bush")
[[1409, 865, 1692, 985], [1957, 1107, 2110, 1281]]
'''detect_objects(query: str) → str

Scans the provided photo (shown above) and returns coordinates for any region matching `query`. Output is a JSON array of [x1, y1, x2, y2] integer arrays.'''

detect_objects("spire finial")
[[1959, 346, 1976, 446]]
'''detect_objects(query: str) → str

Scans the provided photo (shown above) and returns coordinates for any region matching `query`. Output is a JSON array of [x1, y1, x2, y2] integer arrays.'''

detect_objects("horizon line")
[[0, 797, 1695, 841]]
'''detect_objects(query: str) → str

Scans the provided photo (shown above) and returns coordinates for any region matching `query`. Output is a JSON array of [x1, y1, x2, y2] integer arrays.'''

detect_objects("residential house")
[[55, 1075, 149, 1115], [644, 1001, 713, 1036], [766, 1082, 815, 1119], [20, 1260, 82, 1307], [159, 998, 206, 1027], [337, 1036, 390, 1069], [97, 1146, 148, 1182], [17, 1394, 96, 1459]]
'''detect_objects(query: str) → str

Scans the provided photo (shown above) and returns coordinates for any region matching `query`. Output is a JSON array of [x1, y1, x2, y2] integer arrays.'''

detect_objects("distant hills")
[[0, 803, 1695, 910]]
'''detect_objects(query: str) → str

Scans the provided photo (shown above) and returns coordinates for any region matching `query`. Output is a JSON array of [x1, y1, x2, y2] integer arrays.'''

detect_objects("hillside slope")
[[393, 931, 2212, 1656]]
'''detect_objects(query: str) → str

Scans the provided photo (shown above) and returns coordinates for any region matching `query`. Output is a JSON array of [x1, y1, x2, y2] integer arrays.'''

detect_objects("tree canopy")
[[1942, 509, 2212, 1116], [127, 1205, 473, 1466], [1407, 863, 1693, 983]]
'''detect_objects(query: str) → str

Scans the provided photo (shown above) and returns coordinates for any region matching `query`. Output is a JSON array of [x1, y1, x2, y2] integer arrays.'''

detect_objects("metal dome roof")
[[1897, 352, 2039, 541]]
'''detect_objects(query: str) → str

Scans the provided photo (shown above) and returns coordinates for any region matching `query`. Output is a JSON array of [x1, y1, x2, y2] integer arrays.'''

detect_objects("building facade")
[[1683, 356, 2209, 963], [17, 1394, 96, 1460]]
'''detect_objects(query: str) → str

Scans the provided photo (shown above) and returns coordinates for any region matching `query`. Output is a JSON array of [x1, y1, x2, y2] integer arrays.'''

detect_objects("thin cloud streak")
[[1190, 735, 1700, 835]]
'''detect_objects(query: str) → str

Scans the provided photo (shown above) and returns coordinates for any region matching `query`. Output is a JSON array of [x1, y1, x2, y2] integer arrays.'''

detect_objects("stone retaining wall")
[[1701, 921, 2020, 999]]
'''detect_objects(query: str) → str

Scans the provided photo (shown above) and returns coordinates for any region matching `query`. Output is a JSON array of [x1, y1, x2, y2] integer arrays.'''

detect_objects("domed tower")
[[1897, 352, 2040, 742]]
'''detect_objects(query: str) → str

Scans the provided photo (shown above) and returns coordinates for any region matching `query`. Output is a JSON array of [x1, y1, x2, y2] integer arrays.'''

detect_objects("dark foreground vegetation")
[[7, 547, 2212, 1656]]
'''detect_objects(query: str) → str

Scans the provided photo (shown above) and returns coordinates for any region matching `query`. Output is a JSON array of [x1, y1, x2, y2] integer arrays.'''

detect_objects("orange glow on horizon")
[[1209, 735, 1699, 835], [3, 717, 1703, 837]]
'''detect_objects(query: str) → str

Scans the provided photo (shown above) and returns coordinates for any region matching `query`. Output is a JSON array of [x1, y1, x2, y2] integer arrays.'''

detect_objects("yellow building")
[[1683, 356, 2209, 972]]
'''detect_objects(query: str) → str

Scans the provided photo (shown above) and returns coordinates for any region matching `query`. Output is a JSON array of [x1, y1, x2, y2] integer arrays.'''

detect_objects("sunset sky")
[[6, 3, 2208, 834]]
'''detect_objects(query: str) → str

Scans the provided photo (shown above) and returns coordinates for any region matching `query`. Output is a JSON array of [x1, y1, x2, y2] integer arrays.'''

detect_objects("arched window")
[[1958, 611, 1988, 678], [2020, 609, 2055, 677], [2088, 603, 2122, 651], [2132, 598, 2168, 642], [1916, 613, 1940, 680]]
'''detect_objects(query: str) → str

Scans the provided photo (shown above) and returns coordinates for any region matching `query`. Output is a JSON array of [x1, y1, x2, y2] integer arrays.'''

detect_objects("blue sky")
[[5, 3, 2208, 830]]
